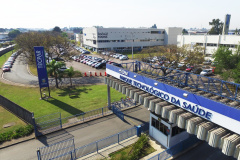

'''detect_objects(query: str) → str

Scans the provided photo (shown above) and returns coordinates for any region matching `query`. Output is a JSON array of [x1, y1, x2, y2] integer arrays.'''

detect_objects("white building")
[[82, 27, 182, 52], [177, 34, 240, 60]]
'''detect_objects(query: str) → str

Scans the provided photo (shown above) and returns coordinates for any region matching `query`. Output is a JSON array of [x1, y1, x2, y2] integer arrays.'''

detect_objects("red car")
[[185, 66, 194, 72], [3, 66, 11, 72]]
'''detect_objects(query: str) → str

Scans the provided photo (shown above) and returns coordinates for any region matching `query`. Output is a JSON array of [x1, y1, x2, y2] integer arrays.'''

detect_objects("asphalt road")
[[2, 54, 38, 85], [1, 53, 132, 86], [0, 106, 149, 160], [174, 141, 236, 160]]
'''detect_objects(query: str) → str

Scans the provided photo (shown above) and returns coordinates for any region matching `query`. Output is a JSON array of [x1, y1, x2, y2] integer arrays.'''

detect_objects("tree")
[[15, 31, 77, 64], [208, 19, 223, 35], [0, 28, 6, 32], [212, 46, 236, 71], [235, 28, 239, 35], [183, 44, 205, 66], [182, 29, 188, 34], [53, 26, 62, 33], [46, 59, 65, 88], [212, 46, 240, 82], [65, 66, 75, 87], [8, 29, 21, 38]]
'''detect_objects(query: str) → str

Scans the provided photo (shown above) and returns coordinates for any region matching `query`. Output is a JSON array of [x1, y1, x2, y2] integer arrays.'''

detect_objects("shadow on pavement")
[[38, 129, 74, 146]]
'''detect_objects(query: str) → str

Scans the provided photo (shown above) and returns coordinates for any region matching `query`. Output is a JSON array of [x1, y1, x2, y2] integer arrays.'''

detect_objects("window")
[[151, 31, 161, 34], [151, 117, 168, 136], [171, 126, 185, 137]]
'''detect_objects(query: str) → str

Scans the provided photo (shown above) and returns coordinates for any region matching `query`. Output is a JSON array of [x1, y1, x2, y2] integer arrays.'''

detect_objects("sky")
[[1, 0, 240, 30]]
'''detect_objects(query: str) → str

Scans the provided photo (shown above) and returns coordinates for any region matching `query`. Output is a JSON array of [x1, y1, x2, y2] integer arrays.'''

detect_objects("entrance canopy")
[[105, 61, 240, 159]]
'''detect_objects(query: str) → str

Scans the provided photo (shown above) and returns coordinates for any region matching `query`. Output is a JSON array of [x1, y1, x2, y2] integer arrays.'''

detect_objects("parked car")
[[185, 66, 194, 72], [53, 57, 64, 62], [95, 62, 106, 69], [2, 66, 11, 72], [82, 51, 90, 54], [200, 69, 212, 76], [203, 60, 212, 65], [119, 55, 129, 60], [59, 66, 68, 72], [4, 62, 12, 68], [112, 62, 123, 68]]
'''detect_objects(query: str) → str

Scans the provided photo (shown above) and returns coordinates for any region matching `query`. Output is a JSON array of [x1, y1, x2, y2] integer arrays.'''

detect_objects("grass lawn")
[[0, 105, 27, 133], [109, 142, 156, 160], [0, 49, 27, 133], [28, 64, 38, 76], [0, 49, 16, 67], [0, 82, 125, 118]]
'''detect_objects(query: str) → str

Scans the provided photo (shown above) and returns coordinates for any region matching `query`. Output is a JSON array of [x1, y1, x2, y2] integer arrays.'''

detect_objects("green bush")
[[129, 134, 149, 160], [0, 125, 34, 143]]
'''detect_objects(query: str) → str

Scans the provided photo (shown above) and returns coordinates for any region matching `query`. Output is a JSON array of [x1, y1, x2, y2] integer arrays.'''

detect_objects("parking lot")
[[66, 50, 134, 75]]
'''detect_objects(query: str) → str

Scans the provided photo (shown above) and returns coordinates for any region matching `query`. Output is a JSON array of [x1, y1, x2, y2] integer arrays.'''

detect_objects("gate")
[[37, 138, 76, 160], [35, 112, 62, 136], [112, 105, 124, 121]]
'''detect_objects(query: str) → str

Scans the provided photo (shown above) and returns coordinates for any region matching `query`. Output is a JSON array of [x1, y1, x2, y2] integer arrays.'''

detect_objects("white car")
[[119, 55, 128, 60], [200, 69, 212, 76], [59, 66, 68, 72]]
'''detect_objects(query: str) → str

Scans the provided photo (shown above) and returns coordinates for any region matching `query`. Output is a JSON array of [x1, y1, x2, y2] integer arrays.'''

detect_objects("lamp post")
[[131, 32, 134, 60]]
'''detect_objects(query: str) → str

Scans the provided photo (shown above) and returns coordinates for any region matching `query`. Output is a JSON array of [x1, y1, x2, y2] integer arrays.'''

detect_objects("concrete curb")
[[0, 134, 35, 149], [26, 64, 37, 77]]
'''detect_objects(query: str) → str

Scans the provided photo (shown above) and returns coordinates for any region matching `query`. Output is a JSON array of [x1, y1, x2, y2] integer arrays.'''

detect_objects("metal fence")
[[34, 98, 136, 137], [112, 105, 124, 120], [0, 95, 34, 125], [37, 138, 76, 160], [75, 127, 137, 159], [37, 127, 138, 160], [148, 135, 200, 160]]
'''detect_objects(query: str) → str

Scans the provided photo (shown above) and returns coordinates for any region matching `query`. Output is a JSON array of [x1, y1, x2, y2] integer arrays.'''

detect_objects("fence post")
[[96, 142, 98, 153], [70, 151, 73, 160], [136, 125, 141, 137], [102, 108, 103, 116], [73, 138, 77, 159], [118, 133, 120, 144], [32, 113, 38, 138], [37, 148, 41, 160], [60, 113, 62, 129]]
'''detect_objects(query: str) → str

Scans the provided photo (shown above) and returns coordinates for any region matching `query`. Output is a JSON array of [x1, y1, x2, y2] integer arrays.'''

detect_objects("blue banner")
[[34, 46, 49, 88]]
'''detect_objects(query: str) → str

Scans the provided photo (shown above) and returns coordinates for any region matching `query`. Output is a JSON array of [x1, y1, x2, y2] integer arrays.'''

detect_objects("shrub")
[[0, 125, 34, 143]]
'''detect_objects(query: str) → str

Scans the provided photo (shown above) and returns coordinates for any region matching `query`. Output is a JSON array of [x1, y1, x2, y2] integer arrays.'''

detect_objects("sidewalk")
[[78, 135, 166, 160]]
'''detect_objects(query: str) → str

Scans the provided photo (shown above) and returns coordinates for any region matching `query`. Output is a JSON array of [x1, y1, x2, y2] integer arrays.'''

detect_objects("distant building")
[[0, 33, 8, 40], [81, 27, 182, 52], [177, 34, 240, 60]]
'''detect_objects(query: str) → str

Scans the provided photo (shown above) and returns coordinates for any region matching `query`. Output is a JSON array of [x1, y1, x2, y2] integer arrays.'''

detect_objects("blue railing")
[[75, 126, 137, 158], [119, 61, 240, 103], [38, 126, 138, 160], [35, 98, 136, 136]]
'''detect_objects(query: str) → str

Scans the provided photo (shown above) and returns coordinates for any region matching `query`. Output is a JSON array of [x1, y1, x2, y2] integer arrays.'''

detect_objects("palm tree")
[[46, 59, 65, 88], [65, 66, 75, 87]]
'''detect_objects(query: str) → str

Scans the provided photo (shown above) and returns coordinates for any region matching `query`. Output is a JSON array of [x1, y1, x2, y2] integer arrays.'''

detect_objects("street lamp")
[[131, 32, 134, 60]]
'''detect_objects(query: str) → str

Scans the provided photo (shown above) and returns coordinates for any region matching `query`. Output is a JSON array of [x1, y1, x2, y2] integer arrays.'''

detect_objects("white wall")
[[177, 34, 240, 59], [83, 27, 182, 51], [165, 27, 182, 45]]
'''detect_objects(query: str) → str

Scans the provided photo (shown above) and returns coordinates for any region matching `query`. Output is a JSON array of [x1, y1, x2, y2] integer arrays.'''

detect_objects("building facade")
[[177, 34, 240, 60], [81, 27, 182, 52]]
